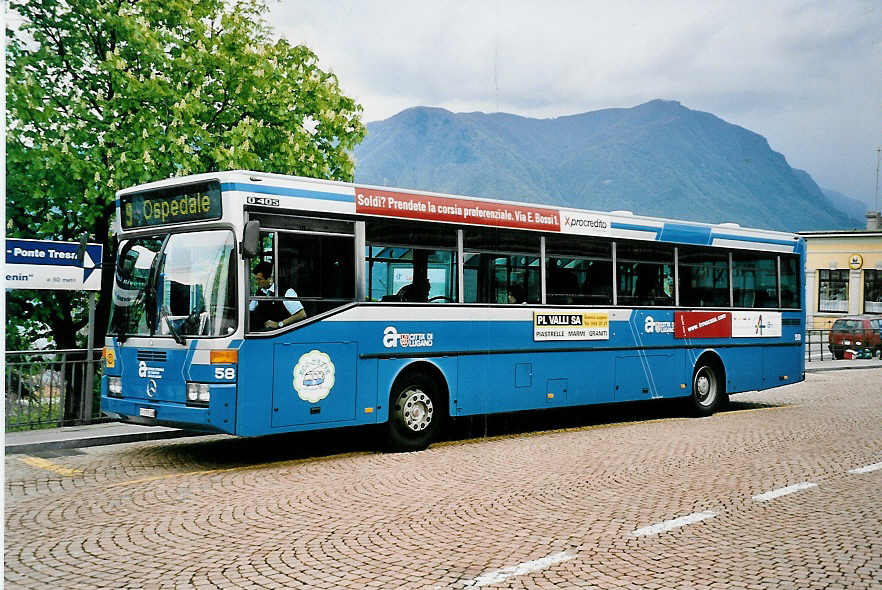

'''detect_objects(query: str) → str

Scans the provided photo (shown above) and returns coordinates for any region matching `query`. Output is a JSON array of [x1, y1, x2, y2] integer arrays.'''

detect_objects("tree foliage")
[[6, 0, 366, 350]]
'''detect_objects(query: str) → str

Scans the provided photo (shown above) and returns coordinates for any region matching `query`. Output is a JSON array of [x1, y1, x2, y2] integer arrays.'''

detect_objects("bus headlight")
[[186, 383, 210, 406], [107, 376, 122, 397]]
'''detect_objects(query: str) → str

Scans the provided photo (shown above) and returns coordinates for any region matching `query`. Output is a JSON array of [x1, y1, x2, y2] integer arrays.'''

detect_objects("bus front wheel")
[[689, 362, 722, 417], [385, 373, 440, 452]]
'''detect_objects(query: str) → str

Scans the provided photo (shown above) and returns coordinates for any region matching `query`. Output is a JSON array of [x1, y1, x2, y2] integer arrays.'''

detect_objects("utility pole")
[[873, 148, 882, 212]]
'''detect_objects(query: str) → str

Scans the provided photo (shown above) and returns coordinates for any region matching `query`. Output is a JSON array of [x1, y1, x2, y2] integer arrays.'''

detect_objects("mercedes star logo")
[[146, 379, 158, 398]]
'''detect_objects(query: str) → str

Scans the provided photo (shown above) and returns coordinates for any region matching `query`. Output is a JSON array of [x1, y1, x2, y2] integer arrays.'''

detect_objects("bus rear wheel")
[[689, 362, 722, 417], [385, 373, 440, 452]]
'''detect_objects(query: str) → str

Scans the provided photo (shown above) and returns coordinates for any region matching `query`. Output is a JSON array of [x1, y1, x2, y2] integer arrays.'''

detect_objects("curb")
[[805, 364, 881, 373], [5, 428, 199, 455]]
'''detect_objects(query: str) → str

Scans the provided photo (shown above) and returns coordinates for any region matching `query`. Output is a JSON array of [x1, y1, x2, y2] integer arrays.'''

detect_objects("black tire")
[[384, 372, 441, 452], [689, 361, 722, 417], [832, 349, 844, 360]]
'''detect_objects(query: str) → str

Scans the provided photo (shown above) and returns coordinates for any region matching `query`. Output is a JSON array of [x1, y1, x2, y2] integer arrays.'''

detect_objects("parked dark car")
[[828, 315, 882, 359]]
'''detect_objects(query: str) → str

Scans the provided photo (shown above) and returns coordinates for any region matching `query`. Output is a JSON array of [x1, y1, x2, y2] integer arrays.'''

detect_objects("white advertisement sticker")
[[559, 212, 612, 236], [731, 311, 782, 338]]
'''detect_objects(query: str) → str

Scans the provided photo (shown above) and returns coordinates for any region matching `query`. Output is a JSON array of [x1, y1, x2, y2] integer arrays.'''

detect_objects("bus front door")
[[271, 342, 358, 427]]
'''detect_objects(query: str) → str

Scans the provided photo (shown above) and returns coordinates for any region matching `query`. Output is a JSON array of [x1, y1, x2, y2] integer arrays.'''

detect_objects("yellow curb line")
[[18, 456, 84, 477]]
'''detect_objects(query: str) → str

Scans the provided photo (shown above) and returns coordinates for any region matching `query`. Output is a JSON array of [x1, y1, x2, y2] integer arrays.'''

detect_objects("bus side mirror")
[[241, 221, 261, 259]]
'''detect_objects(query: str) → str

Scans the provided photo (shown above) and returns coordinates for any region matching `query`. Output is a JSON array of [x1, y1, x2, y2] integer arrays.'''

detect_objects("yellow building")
[[799, 224, 882, 330]]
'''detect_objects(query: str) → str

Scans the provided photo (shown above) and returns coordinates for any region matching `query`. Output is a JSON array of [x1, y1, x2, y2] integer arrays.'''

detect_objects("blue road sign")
[[5, 239, 103, 291]]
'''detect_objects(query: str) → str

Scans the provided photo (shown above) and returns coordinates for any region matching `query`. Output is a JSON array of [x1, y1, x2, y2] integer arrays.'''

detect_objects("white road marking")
[[461, 550, 576, 587], [629, 511, 717, 538], [752, 482, 818, 502], [848, 461, 882, 474]]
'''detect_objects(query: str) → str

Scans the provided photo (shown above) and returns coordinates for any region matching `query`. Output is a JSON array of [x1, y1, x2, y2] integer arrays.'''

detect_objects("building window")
[[864, 269, 882, 313], [818, 269, 849, 313]]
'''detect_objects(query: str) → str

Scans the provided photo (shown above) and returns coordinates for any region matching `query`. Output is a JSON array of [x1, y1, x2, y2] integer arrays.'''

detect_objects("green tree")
[[6, 0, 365, 419]]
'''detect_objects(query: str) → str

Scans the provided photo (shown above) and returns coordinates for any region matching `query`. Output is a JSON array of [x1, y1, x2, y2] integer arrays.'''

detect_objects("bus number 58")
[[215, 367, 236, 380]]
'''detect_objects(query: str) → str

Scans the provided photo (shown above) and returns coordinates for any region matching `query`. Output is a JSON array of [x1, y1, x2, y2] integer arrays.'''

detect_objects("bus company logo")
[[382, 326, 434, 348], [644, 316, 674, 334], [293, 350, 335, 404], [137, 361, 165, 379]]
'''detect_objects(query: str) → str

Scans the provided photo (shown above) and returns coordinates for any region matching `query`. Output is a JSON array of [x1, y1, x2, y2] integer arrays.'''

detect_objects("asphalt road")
[[5, 368, 881, 589]]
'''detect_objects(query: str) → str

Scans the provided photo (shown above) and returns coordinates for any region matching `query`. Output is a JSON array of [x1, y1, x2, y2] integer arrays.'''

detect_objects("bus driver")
[[249, 261, 306, 330]]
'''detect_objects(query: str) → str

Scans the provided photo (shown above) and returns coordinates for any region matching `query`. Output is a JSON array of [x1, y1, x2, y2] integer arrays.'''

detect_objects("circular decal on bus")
[[293, 350, 335, 403]]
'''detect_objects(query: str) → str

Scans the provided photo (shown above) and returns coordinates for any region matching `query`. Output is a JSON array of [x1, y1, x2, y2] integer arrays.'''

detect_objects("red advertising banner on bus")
[[354, 187, 561, 232], [674, 311, 732, 339]]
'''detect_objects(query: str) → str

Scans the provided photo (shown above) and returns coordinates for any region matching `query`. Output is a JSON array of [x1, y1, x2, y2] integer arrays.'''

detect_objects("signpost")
[[5, 238, 105, 423]]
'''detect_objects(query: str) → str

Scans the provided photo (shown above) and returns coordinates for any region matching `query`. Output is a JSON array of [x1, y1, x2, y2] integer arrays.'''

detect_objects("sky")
[[270, 1, 881, 207]]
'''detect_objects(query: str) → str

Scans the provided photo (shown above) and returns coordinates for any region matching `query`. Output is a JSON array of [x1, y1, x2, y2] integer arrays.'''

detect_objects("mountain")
[[821, 187, 871, 226], [353, 100, 856, 232]]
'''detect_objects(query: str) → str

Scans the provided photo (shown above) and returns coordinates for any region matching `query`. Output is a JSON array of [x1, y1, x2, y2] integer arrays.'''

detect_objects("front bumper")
[[101, 385, 237, 434]]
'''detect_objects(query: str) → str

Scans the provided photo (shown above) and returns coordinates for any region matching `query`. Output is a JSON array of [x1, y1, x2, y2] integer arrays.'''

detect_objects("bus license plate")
[[139, 407, 156, 418]]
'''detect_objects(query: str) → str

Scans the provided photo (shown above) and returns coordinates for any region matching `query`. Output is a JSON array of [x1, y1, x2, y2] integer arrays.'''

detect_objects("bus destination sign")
[[121, 181, 222, 229]]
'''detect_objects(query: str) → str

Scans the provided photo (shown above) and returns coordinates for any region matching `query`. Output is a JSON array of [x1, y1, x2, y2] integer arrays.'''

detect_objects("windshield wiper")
[[117, 325, 129, 344], [161, 305, 186, 345]]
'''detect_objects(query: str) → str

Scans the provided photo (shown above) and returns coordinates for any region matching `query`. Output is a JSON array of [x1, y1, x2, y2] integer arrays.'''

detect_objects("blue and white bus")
[[101, 171, 805, 450]]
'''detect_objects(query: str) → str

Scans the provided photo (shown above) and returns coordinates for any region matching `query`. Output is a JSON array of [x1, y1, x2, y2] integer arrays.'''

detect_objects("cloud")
[[272, 0, 881, 204]]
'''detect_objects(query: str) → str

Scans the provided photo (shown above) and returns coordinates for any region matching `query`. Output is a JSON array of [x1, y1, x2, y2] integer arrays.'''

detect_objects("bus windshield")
[[108, 230, 238, 340]]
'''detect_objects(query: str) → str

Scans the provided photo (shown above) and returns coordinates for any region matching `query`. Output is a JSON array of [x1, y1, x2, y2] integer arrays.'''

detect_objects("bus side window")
[[365, 219, 458, 303], [616, 242, 674, 307], [678, 246, 730, 307], [277, 232, 355, 317], [463, 228, 539, 304], [544, 235, 612, 306], [733, 252, 777, 308]]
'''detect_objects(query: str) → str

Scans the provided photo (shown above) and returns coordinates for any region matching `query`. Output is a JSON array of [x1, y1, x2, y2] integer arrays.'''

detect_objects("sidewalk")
[[803, 357, 881, 372], [5, 421, 203, 455], [6, 359, 879, 455]]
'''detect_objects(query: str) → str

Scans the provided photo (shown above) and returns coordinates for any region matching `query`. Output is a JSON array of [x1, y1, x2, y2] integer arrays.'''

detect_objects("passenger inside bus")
[[507, 284, 526, 304], [398, 278, 431, 302]]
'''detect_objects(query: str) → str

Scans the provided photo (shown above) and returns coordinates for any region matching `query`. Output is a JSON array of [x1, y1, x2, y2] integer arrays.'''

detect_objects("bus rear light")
[[108, 376, 122, 397], [103, 347, 116, 368], [187, 383, 210, 406], [210, 350, 238, 364]]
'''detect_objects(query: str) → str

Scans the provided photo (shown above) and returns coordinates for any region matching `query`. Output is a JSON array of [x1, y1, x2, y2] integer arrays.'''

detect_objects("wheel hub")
[[694, 368, 716, 407], [696, 375, 710, 397], [397, 388, 433, 432]]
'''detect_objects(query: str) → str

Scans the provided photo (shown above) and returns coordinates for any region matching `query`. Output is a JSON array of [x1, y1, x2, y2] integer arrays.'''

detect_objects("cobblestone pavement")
[[5, 369, 881, 589]]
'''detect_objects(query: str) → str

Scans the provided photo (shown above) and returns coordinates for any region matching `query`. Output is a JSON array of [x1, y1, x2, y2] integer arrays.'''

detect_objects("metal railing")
[[5, 348, 106, 431], [805, 329, 881, 362]]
